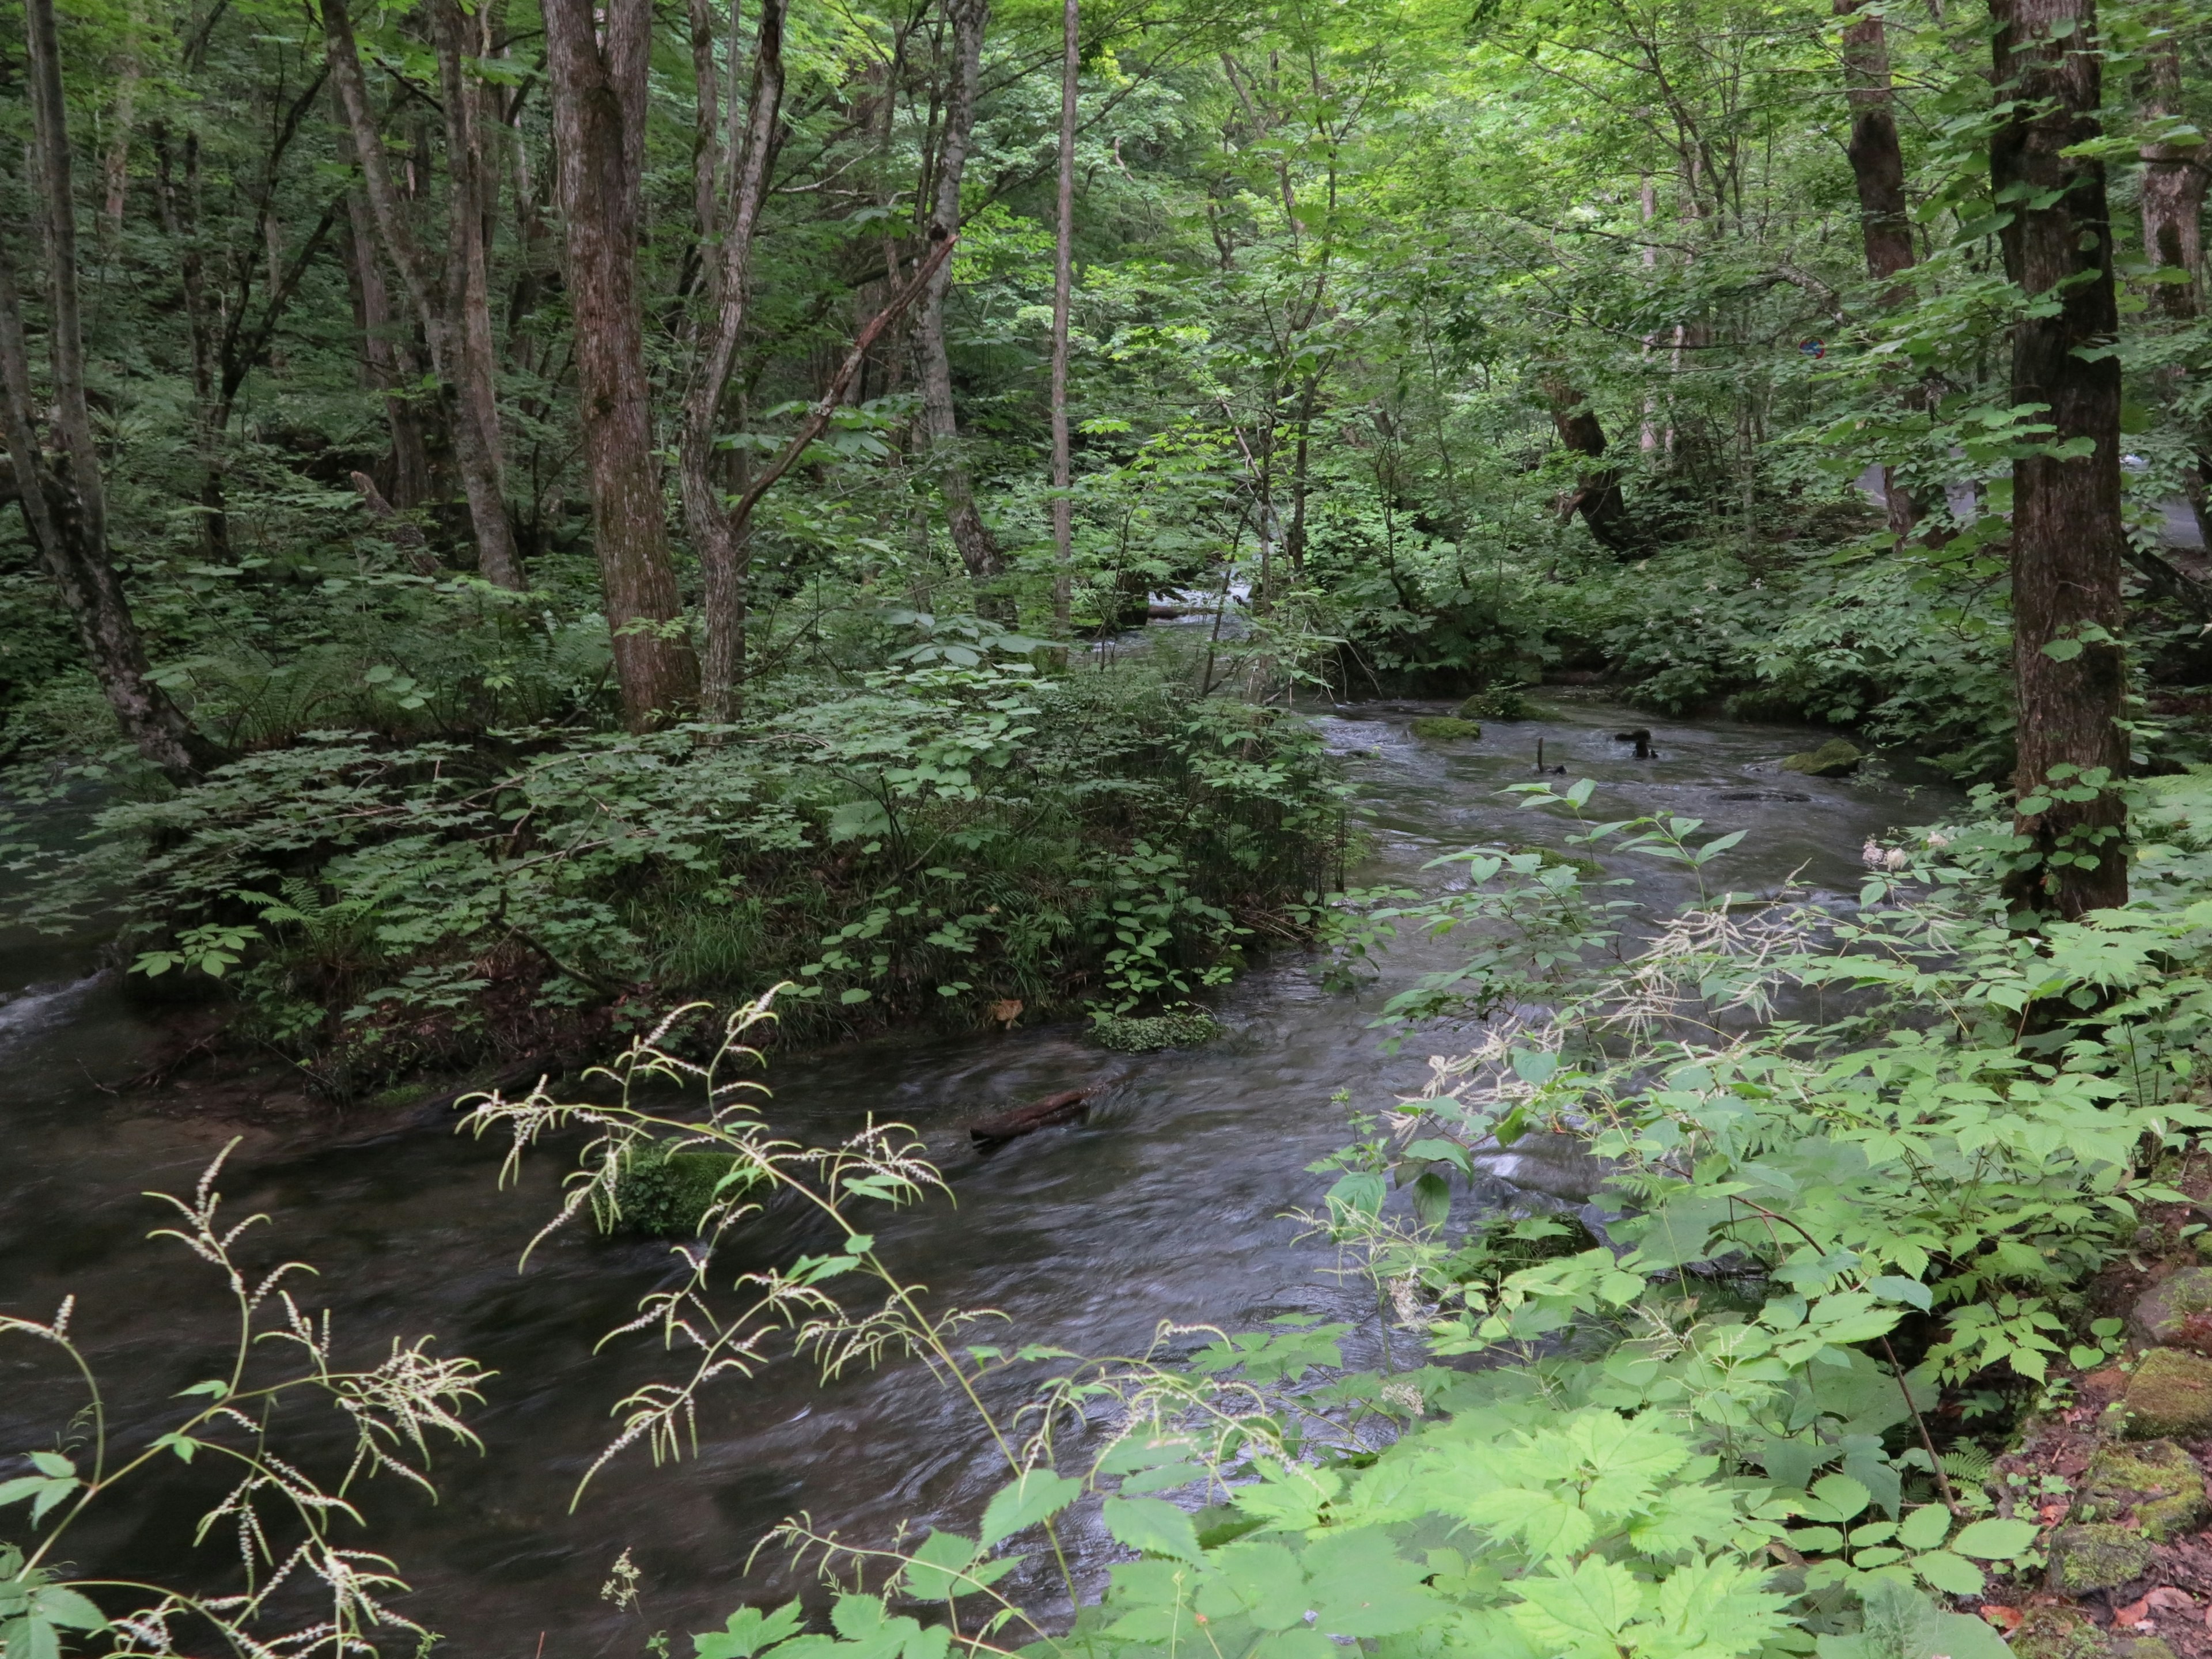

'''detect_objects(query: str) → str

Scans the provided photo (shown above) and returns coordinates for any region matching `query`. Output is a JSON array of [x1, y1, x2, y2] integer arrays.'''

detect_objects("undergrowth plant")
[[0, 656, 1344, 1091], [0, 1145, 485, 1657]]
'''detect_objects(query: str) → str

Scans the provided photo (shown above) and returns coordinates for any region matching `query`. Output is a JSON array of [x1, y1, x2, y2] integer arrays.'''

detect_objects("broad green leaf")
[[28, 1588, 105, 1633], [1911, 1548, 1984, 1595], [978, 1470, 1082, 1549], [1895, 1503, 1951, 1551], [899, 1531, 978, 1601], [693, 1599, 803, 1659], [1102, 1495, 1202, 1562], [1950, 1516, 2039, 1559]]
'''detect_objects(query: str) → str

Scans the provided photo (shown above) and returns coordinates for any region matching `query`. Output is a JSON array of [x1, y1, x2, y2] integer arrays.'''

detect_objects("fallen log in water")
[[969, 1086, 1099, 1145]]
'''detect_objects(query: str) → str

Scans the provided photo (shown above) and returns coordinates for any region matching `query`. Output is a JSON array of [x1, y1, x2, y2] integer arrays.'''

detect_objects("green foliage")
[[611, 1143, 742, 1237], [3, 658, 1342, 1086], [1090, 1007, 1224, 1051]]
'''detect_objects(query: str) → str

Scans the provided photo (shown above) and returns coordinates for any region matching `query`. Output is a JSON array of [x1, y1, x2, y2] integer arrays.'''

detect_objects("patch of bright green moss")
[[1408, 717, 1483, 741], [610, 1143, 741, 1237], [1092, 1009, 1222, 1052]]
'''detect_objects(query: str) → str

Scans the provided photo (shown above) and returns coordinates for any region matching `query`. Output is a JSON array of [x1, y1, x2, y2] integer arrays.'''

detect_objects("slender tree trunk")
[[1992, 0, 2129, 917], [1284, 374, 1317, 577], [681, 0, 786, 719], [1836, 0, 1922, 536], [101, 5, 142, 241], [691, 0, 722, 251], [343, 191, 435, 509], [149, 124, 227, 558], [1048, 0, 1077, 631], [431, 0, 522, 588], [915, 0, 1004, 607], [545, 0, 700, 724], [4, 0, 203, 779], [325, 0, 522, 588]]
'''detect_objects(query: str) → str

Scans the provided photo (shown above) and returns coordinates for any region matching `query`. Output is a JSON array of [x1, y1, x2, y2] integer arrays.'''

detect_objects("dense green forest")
[[7, 0, 2207, 1072], [20, 0, 2212, 1648]]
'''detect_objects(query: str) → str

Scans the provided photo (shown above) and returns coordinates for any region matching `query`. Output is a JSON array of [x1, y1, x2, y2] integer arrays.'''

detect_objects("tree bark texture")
[[1991, 0, 2130, 916], [4, 0, 204, 780], [1048, 0, 1078, 631], [2139, 26, 2204, 320], [546, 0, 702, 724], [1835, 0, 1922, 537], [1538, 373, 1641, 555], [915, 0, 1004, 601], [680, 0, 786, 719], [1836, 0, 1916, 291]]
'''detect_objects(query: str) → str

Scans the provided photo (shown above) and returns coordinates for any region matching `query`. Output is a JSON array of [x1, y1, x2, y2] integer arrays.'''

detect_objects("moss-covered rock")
[[611, 1143, 741, 1236], [2014, 1605, 2116, 1659], [1092, 1009, 1222, 1052], [1457, 685, 1528, 721], [2047, 1521, 2156, 1594], [2113, 1641, 2181, 1659], [2082, 1440, 2210, 1540], [1408, 717, 1483, 741], [2131, 1266, 2212, 1354], [2122, 1347, 2212, 1439], [1779, 738, 1863, 778]]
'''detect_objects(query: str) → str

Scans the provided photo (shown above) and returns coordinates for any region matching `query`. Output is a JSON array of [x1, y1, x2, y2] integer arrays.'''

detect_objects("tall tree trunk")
[[323, 0, 522, 588], [690, 0, 722, 251], [3, 0, 204, 780], [1836, 0, 1922, 537], [2136, 19, 2212, 548], [432, 0, 523, 588], [1539, 372, 1641, 555], [1284, 374, 1319, 578], [915, 0, 1003, 606], [680, 0, 786, 719], [149, 123, 226, 558], [1048, 0, 1077, 632], [545, 0, 701, 724], [1837, 0, 1916, 291], [2139, 24, 2204, 318], [1992, 0, 2129, 918], [101, 4, 142, 242]]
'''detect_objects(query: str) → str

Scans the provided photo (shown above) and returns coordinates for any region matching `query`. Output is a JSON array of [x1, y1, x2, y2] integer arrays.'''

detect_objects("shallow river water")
[[0, 694, 1953, 1656]]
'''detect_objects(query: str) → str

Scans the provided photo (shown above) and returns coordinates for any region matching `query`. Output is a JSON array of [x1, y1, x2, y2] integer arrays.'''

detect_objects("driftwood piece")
[[969, 1086, 1098, 1145]]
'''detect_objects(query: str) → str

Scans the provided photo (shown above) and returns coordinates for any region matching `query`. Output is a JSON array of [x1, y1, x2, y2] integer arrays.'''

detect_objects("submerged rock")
[[971, 1087, 1097, 1145], [1779, 738, 1864, 778], [1409, 716, 1483, 741], [2121, 1348, 2212, 1439], [1456, 685, 1528, 721], [2046, 1520, 2155, 1594], [2080, 1440, 2209, 1540], [2131, 1266, 2212, 1353]]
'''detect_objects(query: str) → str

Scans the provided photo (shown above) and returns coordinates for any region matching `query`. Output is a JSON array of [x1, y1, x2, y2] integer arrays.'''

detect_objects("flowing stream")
[[0, 694, 1955, 1656]]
